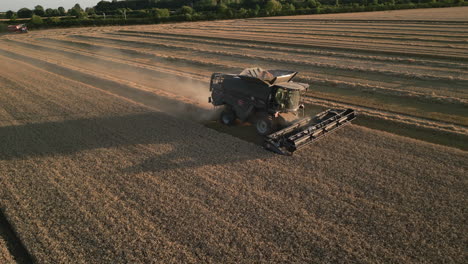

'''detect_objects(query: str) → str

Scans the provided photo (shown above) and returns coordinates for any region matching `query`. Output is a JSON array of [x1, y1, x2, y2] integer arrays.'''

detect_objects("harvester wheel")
[[256, 113, 276, 136], [220, 109, 236, 125]]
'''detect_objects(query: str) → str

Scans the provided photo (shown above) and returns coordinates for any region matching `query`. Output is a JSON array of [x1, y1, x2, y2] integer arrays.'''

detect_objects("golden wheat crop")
[[0, 6, 467, 263]]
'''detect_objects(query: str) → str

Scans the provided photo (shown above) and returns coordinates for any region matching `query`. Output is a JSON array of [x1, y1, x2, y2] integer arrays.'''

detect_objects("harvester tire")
[[256, 113, 276, 136], [220, 109, 236, 125]]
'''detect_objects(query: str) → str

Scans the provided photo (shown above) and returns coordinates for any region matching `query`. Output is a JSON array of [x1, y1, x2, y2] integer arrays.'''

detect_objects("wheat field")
[[0, 7, 467, 263]]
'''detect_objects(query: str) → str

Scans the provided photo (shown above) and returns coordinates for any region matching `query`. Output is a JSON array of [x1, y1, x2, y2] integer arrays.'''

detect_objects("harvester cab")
[[209, 68, 356, 155]]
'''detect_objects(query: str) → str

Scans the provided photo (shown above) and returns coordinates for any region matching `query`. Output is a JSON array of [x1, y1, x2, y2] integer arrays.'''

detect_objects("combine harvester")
[[209, 68, 356, 155]]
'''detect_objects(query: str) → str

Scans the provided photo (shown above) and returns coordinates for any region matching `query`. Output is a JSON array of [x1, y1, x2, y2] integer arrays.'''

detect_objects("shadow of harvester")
[[0, 112, 271, 171]]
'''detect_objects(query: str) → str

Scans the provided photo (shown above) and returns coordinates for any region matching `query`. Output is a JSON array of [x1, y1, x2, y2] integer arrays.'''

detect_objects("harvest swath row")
[[2, 9, 467, 147], [0, 7, 467, 263]]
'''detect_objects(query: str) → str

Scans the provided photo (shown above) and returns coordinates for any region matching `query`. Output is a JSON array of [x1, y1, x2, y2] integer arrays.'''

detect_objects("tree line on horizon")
[[1, 0, 466, 29]]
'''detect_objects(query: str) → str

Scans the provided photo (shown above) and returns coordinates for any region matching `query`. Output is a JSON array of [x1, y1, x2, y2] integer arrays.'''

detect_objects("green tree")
[[243, 0, 262, 8], [179, 5, 194, 14], [30, 14, 43, 25], [85, 7, 96, 15], [45, 8, 54, 16], [152, 8, 170, 19], [34, 5, 45, 16], [6, 10, 15, 19], [48, 17, 61, 23], [265, 0, 282, 15], [58, 7, 66, 16], [218, 3, 229, 13], [238, 8, 248, 17], [17, 8, 33, 18], [283, 3, 296, 11], [52, 9, 61, 16], [307, 0, 321, 8], [73, 4, 83, 12], [194, 0, 217, 10], [70, 4, 87, 18]]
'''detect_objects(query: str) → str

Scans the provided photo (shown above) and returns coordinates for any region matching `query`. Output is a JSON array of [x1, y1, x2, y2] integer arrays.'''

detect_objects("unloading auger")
[[208, 68, 356, 155]]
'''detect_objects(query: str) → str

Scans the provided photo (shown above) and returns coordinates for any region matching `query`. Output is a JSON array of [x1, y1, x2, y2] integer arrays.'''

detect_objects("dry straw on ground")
[[2, 6, 466, 130], [0, 49, 467, 263], [0, 238, 15, 264], [0, 6, 467, 263]]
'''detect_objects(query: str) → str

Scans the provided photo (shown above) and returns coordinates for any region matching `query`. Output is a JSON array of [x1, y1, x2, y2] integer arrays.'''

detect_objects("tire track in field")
[[48, 34, 468, 115], [253, 17, 468, 24], [34, 34, 463, 113], [213, 21, 468, 36], [51, 34, 468, 107], [0, 46, 215, 122], [6, 36, 467, 131], [122, 30, 468, 62], [0, 71, 458, 260], [1, 38, 218, 113], [1, 17, 468, 263], [0, 209, 33, 264], [103, 32, 468, 82], [302, 95, 468, 135], [108, 31, 468, 75], [179, 25, 468, 46], [107, 31, 468, 71], [4, 41, 466, 136], [163, 28, 468, 58], [223, 21, 468, 34], [4, 26, 468, 140], [68, 33, 468, 87]]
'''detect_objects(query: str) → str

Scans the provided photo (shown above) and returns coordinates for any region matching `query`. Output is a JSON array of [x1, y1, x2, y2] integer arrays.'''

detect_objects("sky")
[[1, 1, 101, 12]]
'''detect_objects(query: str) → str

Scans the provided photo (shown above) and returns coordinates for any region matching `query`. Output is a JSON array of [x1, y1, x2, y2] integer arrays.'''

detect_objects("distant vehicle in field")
[[209, 67, 356, 155], [7, 24, 28, 33]]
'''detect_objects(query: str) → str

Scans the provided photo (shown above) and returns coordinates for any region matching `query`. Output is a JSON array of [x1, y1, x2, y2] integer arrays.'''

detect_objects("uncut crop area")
[[0, 7, 467, 263]]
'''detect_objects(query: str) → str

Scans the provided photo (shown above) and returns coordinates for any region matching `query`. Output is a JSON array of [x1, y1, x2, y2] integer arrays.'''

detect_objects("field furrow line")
[[0, 73, 85, 122], [63, 34, 468, 98], [166, 28, 468, 57], [119, 30, 468, 62], [75, 34, 468, 83], [209, 21, 468, 36], [45, 36, 468, 106], [0, 236, 15, 264], [252, 17, 468, 24], [302, 95, 468, 135], [0, 45, 214, 121], [0, 54, 150, 123], [38, 154, 202, 262], [1, 8, 468, 263], [222, 21, 468, 34], [4, 28, 468, 133], [296, 75, 467, 105], [180, 25, 468, 45], [38, 37, 212, 81], [234, 19, 468, 27], [105, 138, 415, 262], [0, 179, 68, 263], [14, 39, 467, 135], [10, 36, 464, 129], [192, 164, 447, 262], [110, 32, 468, 71]]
